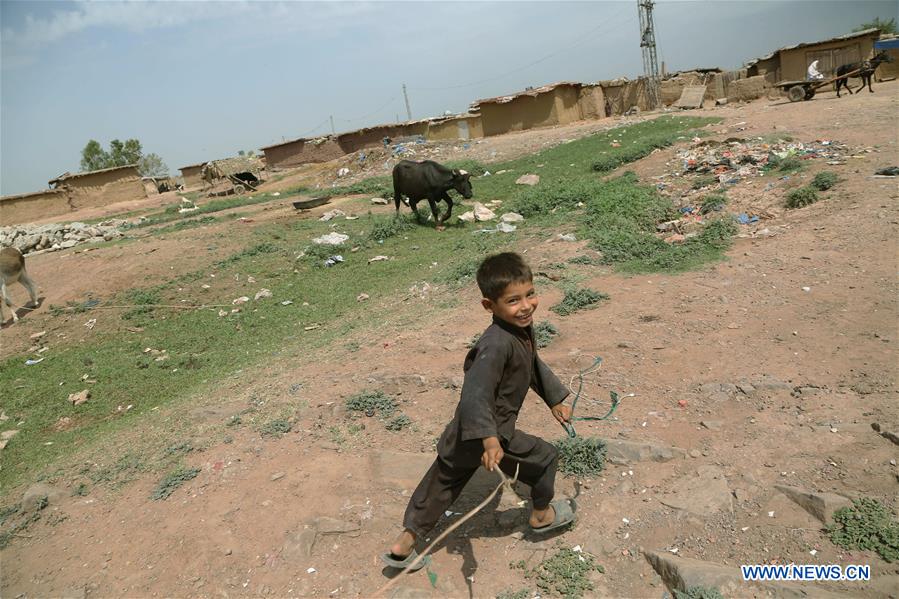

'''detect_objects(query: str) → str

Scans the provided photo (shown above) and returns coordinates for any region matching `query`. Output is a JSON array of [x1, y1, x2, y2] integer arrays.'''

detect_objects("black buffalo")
[[392, 160, 473, 227]]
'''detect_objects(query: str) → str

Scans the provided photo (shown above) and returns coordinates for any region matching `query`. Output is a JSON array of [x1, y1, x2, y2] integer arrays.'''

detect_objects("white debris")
[[368, 255, 390, 263], [232, 296, 250, 305], [500, 212, 524, 223], [312, 232, 349, 245], [473, 202, 496, 222], [254, 289, 273, 300], [370, 197, 389, 205], [497, 222, 517, 233], [320, 209, 346, 222], [557, 233, 577, 242], [337, 167, 350, 177], [458, 211, 476, 222], [515, 174, 540, 186]]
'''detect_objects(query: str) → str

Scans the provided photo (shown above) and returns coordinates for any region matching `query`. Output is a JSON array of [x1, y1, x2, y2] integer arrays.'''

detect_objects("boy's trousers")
[[402, 430, 559, 539]]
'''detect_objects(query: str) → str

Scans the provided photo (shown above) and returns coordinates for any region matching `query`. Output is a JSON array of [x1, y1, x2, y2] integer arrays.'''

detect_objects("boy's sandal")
[[529, 498, 576, 534], [380, 549, 431, 572]]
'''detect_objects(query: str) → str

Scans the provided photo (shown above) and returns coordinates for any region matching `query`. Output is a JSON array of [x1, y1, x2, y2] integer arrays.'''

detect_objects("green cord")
[[561, 356, 624, 438]]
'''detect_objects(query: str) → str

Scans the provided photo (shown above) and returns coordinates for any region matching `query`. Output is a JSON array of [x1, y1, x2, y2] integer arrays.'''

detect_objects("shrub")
[[385, 414, 412, 431], [151, 467, 200, 500], [700, 193, 727, 214], [785, 186, 819, 209], [811, 171, 839, 191], [554, 436, 607, 476], [551, 288, 609, 316], [259, 418, 292, 438], [534, 321, 559, 348], [345, 390, 397, 417], [674, 587, 725, 599], [827, 498, 899, 562], [525, 548, 604, 598]]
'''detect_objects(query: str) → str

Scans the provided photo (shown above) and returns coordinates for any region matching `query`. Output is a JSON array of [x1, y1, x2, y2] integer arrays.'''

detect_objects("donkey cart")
[[775, 65, 864, 102]]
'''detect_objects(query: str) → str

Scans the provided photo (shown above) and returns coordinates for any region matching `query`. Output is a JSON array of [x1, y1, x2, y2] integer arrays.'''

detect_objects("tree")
[[79, 138, 166, 176], [854, 17, 897, 35], [137, 153, 169, 177], [80, 140, 109, 172]]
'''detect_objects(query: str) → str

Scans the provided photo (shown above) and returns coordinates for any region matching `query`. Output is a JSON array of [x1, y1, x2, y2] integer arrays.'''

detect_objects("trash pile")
[[1, 220, 130, 256], [675, 138, 854, 184]]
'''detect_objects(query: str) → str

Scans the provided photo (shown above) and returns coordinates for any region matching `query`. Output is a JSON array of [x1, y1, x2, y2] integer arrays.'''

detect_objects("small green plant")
[[534, 321, 559, 349], [766, 154, 804, 173], [692, 175, 718, 190], [151, 467, 200, 500], [827, 498, 899, 562], [467, 333, 482, 349], [226, 415, 242, 427], [72, 483, 89, 496], [674, 587, 725, 599], [0, 504, 21, 525], [551, 288, 609, 316], [385, 414, 412, 431], [345, 390, 397, 418], [367, 214, 415, 242], [259, 418, 292, 438], [785, 186, 819, 209], [592, 134, 675, 173], [699, 217, 738, 248], [122, 288, 162, 320], [524, 548, 604, 598], [554, 436, 607, 477], [567, 255, 596, 266], [700, 193, 727, 214], [811, 171, 839, 191], [496, 589, 530, 599], [301, 242, 342, 267], [164, 441, 193, 456]]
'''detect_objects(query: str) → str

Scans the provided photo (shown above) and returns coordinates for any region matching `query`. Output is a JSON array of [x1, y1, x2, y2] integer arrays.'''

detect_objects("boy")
[[383, 252, 574, 570]]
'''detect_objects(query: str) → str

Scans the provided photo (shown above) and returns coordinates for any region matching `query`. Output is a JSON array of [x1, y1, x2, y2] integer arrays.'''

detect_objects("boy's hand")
[[481, 436, 503, 471], [551, 403, 572, 425]]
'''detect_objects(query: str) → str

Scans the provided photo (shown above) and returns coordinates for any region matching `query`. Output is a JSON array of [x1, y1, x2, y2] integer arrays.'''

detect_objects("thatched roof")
[[203, 156, 263, 177]]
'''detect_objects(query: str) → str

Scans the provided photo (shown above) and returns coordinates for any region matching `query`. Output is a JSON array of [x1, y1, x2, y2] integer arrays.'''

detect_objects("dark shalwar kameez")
[[402, 316, 570, 538]]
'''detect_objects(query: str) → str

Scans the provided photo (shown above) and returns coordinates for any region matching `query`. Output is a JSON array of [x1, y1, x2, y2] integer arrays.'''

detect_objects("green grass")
[[765, 155, 804, 174], [385, 414, 412, 431], [0, 115, 729, 493], [132, 188, 309, 229], [700, 193, 727, 214], [518, 548, 604, 598], [345, 390, 397, 417], [551, 288, 609, 316], [151, 466, 200, 500], [811, 171, 839, 191], [785, 186, 819, 209], [554, 436, 607, 477], [673, 587, 725, 599], [692, 175, 719, 190], [827, 498, 899, 562], [259, 418, 292, 438], [534, 321, 559, 348]]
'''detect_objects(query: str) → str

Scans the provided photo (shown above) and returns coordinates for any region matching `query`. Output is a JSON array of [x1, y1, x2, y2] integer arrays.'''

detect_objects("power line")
[[340, 95, 399, 124], [410, 9, 635, 92]]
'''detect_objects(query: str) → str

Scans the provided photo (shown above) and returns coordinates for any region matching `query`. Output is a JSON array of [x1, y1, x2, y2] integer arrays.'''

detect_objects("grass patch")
[[551, 288, 609, 316], [592, 132, 679, 173], [674, 587, 725, 599], [133, 191, 305, 229], [385, 414, 412, 432], [785, 186, 819, 209], [345, 390, 397, 418], [0, 499, 46, 549], [827, 498, 899, 562], [692, 175, 718, 190], [496, 589, 530, 599], [122, 288, 162, 320], [811, 171, 839, 191], [700, 193, 727, 214], [765, 154, 804, 173], [534, 321, 559, 349], [567, 255, 597, 266], [518, 548, 604, 598], [151, 466, 200, 500], [554, 436, 607, 477], [318, 176, 391, 199], [367, 214, 415, 242], [259, 418, 292, 438]]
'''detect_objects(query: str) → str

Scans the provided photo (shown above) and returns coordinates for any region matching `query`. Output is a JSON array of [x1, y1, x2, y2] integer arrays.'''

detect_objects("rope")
[[374, 464, 520, 597], [561, 356, 633, 438]]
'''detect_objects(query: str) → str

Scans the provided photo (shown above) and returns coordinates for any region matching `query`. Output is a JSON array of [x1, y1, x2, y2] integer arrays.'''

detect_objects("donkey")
[[1, 247, 39, 324], [835, 51, 893, 97]]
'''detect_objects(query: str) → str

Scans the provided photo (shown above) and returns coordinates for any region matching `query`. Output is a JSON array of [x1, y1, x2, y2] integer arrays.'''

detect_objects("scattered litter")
[[271, 192, 281, 197], [357, 293, 370, 302], [500, 212, 524, 223], [304, 324, 321, 331], [482, 170, 491, 176], [874, 166, 899, 176], [371, 197, 389, 205], [677, 399, 688, 408], [368, 255, 390, 263], [84, 318, 97, 330], [337, 167, 350, 177], [736, 213, 760, 225], [233, 296, 250, 305], [201, 284, 211, 289], [515, 174, 540, 186], [768, 511, 775, 518], [324, 255, 344, 267], [29, 331, 46, 340], [320, 209, 346, 221], [254, 289, 273, 300], [801, 286, 811, 292], [741, 526, 749, 532], [68, 389, 90, 406], [307, 567, 317, 574], [313, 232, 349, 245], [557, 233, 577, 242], [809, 549, 818, 556], [218, 310, 228, 317], [247, 276, 256, 283], [281, 300, 293, 306], [497, 222, 517, 233], [25, 358, 44, 366]]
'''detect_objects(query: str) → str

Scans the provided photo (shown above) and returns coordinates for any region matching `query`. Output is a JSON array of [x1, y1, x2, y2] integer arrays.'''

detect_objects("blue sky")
[[1, 0, 895, 195]]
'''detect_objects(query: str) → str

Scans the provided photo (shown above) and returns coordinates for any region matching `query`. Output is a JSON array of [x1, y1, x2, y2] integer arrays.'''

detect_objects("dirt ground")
[[2, 82, 898, 598]]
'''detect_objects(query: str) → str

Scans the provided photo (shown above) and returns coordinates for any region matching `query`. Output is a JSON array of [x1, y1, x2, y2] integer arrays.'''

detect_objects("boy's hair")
[[476, 252, 533, 300]]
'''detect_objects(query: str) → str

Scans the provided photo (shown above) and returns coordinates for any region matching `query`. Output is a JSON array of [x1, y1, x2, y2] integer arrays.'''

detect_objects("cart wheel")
[[233, 184, 246, 195], [787, 86, 806, 102], [804, 89, 816, 100]]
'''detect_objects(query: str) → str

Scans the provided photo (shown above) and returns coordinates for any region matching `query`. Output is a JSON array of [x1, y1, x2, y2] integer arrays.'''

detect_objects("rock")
[[584, 533, 619, 557], [557, 233, 577, 242], [659, 466, 732, 515], [500, 212, 524, 223], [30, 331, 47, 340], [458, 211, 475, 222], [282, 528, 317, 559], [319, 209, 346, 222], [737, 383, 756, 396], [700, 420, 722, 431], [371, 197, 389, 205], [270, 472, 285, 481], [751, 375, 791, 391], [688, 449, 701, 458], [774, 485, 852, 524], [599, 438, 687, 465], [0, 430, 20, 450], [515, 174, 540, 186], [472, 202, 496, 221], [254, 289, 273, 300], [314, 516, 361, 536], [22, 482, 65, 510], [68, 389, 90, 406]]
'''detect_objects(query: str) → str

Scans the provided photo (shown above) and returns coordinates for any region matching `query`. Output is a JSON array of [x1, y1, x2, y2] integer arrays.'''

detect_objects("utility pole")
[[329, 115, 335, 135], [402, 84, 412, 121], [637, 0, 661, 110]]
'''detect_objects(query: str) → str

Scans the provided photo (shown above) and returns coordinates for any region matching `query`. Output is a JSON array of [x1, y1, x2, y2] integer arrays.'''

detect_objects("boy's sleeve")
[[458, 340, 509, 442], [531, 355, 570, 408]]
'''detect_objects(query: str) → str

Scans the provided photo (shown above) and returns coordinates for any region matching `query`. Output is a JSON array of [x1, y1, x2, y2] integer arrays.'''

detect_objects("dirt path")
[[2, 83, 898, 598]]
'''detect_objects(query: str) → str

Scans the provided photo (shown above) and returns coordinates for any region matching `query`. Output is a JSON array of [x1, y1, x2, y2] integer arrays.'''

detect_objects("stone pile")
[[0, 220, 129, 255]]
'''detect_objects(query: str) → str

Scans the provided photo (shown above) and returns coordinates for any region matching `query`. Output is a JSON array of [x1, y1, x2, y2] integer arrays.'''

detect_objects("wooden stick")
[[374, 464, 519, 598]]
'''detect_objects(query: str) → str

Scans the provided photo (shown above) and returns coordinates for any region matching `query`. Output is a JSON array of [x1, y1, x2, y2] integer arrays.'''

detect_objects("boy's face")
[[482, 279, 538, 328]]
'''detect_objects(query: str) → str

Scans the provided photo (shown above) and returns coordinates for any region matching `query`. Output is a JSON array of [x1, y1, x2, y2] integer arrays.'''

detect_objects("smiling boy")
[[383, 252, 575, 570]]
